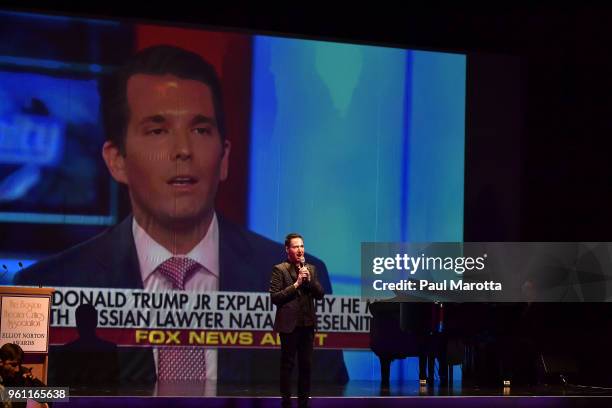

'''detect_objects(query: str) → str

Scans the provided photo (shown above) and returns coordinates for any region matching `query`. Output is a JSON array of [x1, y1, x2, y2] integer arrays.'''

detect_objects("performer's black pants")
[[279, 326, 314, 407]]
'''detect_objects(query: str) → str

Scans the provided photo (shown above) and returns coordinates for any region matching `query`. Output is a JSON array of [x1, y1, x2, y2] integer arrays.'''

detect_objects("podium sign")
[[0, 287, 54, 354], [0, 295, 51, 352]]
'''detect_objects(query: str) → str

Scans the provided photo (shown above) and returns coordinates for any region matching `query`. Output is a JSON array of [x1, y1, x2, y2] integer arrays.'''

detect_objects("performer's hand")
[[294, 268, 310, 288], [299, 267, 310, 282], [21, 366, 34, 380]]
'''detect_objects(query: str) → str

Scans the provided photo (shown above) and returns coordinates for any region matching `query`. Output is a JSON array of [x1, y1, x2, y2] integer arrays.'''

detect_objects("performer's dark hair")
[[285, 233, 304, 247]]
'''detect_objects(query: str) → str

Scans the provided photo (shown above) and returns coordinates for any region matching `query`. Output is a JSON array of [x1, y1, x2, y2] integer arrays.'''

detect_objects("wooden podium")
[[0, 286, 54, 383]]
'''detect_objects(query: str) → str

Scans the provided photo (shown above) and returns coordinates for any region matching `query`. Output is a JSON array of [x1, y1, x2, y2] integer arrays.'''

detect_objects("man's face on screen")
[[110, 74, 230, 228]]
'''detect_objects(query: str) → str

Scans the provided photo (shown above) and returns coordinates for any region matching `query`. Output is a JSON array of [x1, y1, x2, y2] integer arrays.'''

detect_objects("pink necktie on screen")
[[156, 257, 206, 381], [157, 256, 199, 290]]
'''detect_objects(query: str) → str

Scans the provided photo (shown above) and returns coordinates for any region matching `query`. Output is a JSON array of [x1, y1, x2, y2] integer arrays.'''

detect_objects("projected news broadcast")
[[0, 9, 466, 394]]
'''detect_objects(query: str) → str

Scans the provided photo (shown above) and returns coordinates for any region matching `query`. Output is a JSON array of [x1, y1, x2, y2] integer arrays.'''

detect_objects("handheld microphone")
[[299, 256, 307, 282]]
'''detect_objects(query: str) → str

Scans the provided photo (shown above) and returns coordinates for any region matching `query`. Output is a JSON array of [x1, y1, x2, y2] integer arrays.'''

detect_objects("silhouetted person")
[[52, 303, 119, 392]]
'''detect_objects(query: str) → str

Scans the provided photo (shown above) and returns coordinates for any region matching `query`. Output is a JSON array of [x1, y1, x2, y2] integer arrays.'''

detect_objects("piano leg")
[[423, 333, 450, 385], [419, 353, 427, 382], [427, 350, 435, 384], [380, 357, 391, 388], [438, 334, 449, 385]]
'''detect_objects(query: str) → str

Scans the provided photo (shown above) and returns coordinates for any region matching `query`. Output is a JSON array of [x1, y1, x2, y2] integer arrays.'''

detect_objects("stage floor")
[[61, 379, 612, 397]]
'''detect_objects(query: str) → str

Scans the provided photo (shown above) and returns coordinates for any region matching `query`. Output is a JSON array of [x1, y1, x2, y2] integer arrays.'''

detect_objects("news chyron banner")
[[50, 289, 371, 349]]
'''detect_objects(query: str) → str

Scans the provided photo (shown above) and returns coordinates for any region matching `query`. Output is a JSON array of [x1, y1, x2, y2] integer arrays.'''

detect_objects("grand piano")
[[369, 301, 540, 387], [369, 301, 458, 386]]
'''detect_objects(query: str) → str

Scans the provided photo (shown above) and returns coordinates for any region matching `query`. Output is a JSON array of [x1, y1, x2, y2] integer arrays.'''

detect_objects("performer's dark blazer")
[[14, 216, 348, 386], [269, 261, 324, 333]]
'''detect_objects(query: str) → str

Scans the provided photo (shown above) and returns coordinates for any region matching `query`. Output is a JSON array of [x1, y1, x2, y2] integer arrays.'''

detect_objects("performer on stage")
[[270, 233, 324, 408]]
